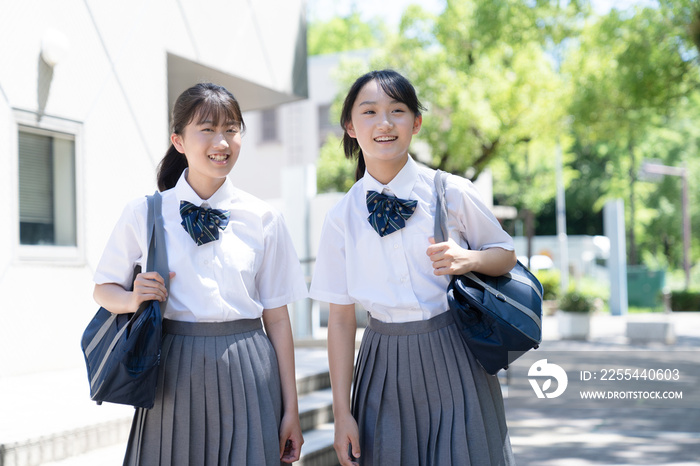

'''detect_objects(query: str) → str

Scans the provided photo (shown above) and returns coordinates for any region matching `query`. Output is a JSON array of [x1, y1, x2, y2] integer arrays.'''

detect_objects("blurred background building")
[[0, 0, 307, 376]]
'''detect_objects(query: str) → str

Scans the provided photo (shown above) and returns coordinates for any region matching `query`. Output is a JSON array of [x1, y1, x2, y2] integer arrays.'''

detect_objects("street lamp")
[[640, 162, 691, 289]]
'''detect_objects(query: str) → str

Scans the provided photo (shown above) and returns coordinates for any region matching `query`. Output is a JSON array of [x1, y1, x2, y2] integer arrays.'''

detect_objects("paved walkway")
[[2, 312, 699, 465], [507, 312, 700, 466]]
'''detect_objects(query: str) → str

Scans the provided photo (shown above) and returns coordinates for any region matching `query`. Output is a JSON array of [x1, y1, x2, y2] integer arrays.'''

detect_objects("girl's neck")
[[365, 155, 408, 185], [185, 171, 226, 200]]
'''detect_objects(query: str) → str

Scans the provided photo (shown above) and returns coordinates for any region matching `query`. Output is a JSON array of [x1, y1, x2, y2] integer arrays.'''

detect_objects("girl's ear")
[[412, 115, 423, 135], [171, 133, 185, 153], [345, 121, 357, 138]]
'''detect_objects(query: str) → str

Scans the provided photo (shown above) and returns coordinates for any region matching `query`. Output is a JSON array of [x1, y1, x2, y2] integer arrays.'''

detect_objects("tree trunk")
[[524, 208, 535, 266]]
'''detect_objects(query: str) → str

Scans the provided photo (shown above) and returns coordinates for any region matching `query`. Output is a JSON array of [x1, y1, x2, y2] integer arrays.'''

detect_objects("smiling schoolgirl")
[[310, 70, 516, 465], [93, 83, 306, 465]]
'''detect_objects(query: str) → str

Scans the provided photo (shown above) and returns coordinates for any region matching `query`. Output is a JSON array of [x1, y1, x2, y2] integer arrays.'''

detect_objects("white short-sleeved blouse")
[[309, 156, 514, 323], [94, 170, 308, 322]]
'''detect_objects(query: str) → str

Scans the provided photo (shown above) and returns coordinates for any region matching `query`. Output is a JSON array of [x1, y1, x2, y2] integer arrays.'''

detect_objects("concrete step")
[[299, 387, 334, 432], [38, 393, 338, 466], [41, 424, 342, 466], [40, 443, 124, 466], [297, 422, 339, 466]]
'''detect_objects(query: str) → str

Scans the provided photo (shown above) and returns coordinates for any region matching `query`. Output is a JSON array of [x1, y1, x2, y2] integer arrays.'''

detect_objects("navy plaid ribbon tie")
[[179, 201, 230, 246], [366, 191, 417, 237]]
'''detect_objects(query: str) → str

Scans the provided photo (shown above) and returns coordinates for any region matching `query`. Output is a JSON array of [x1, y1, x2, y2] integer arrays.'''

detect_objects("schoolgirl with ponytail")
[[93, 82, 306, 465]]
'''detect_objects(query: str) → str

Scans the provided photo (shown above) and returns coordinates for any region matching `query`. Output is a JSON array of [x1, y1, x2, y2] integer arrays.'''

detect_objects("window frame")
[[12, 109, 84, 264]]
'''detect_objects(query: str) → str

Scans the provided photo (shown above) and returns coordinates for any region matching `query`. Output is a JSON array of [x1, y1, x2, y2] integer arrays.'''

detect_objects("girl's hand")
[[129, 271, 175, 311], [333, 412, 360, 466], [279, 412, 304, 463], [426, 237, 474, 276]]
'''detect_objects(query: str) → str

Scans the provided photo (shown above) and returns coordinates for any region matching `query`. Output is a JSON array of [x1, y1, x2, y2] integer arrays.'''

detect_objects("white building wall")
[[0, 0, 307, 376]]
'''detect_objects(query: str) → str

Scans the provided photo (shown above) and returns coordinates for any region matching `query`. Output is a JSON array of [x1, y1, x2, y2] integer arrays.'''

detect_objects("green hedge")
[[535, 269, 561, 301], [559, 290, 596, 313], [670, 291, 700, 312]]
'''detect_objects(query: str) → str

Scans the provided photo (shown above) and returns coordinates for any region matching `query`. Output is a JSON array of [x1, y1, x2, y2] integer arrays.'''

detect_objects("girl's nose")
[[213, 133, 230, 148], [378, 114, 394, 130]]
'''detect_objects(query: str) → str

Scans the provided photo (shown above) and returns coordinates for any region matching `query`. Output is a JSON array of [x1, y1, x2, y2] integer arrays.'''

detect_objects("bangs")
[[376, 72, 424, 116], [191, 97, 245, 131]]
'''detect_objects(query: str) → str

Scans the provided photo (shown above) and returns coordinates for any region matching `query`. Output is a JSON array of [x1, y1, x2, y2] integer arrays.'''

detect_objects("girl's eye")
[[363, 110, 376, 115]]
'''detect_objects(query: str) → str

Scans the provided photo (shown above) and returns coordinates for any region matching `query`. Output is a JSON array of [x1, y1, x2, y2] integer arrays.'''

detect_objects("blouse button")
[[394, 244, 399, 249]]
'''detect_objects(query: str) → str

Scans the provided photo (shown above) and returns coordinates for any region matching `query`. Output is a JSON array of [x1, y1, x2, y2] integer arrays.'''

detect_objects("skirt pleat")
[[123, 319, 283, 466], [351, 311, 515, 466]]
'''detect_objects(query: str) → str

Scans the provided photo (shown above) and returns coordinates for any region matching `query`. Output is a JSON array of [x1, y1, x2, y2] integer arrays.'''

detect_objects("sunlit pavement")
[[506, 312, 700, 466]]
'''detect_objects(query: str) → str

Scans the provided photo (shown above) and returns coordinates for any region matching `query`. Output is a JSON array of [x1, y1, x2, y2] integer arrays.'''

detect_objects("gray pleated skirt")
[[123, 318, 283, 466], [351, 311, 515, 466]]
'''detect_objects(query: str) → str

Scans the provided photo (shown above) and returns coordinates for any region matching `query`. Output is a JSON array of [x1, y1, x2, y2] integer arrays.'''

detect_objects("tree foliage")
[[316, 134, 356, 193], [308, 0, 700, 275], [564, 2, 700, 265], [307, 11, 388, 56]]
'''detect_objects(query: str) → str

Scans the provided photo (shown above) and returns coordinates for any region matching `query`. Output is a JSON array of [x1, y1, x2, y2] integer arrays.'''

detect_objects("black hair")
[[340, 69, 425, 181], [157, 83, 246, 191]]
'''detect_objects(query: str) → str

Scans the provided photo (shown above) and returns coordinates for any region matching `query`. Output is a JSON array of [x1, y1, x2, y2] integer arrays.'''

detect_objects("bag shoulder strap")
[[433, 170, 482, 282], [133, 191, 170, 317], [433, 169, 449, 244], [145, 191, 170, 291]]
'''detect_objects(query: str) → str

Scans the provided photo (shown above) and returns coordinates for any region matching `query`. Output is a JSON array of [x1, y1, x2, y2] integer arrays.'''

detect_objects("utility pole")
[[640, 162, 691, 289]]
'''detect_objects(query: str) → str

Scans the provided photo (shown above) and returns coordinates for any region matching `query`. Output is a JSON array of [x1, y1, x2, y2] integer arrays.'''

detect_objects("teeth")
[[375, 136, 397, 142], [209, 154, 228, 161]]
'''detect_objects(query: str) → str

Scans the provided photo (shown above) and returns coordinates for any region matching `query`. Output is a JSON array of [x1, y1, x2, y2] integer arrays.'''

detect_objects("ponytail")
[[157, 145, 188, 191], [342, 133, 366, 182]]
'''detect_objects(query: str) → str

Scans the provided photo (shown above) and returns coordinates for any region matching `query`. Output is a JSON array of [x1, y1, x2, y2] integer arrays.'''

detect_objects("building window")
[[18, 127, 77, 246], [260, 108, 278, 143]]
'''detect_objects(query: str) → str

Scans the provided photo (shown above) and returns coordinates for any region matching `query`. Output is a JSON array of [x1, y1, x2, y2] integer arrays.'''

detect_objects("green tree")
[[563, 4, 700, 265], [376, 2, 577, 179], [371, 1, 582, 256], [316, 134, 356, 193], [308, 1, 700, 280], [307, 11, 388, 56]]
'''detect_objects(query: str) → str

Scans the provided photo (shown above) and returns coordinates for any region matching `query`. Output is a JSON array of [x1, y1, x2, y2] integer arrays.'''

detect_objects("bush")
[[559, 290, 595, 314], [535, 269, 561, 301], [670, 290, 700, 312]]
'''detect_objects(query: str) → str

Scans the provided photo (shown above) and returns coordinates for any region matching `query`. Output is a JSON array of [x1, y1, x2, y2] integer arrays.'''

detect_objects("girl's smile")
[[345, 79, 421, 182], [171, 119, 242, 199]]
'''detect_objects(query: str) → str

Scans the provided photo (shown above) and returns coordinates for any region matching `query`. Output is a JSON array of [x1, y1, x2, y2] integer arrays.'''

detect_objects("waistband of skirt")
[[367, 310, 454, 336], [163, 318, 263, 336]]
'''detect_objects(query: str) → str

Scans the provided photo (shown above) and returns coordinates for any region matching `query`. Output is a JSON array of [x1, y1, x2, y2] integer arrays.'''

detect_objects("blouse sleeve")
[[255, 212, 309, 310], [447, 174, 514, 252], [93, 197, 148, 289], [308, 212, 354, 305]]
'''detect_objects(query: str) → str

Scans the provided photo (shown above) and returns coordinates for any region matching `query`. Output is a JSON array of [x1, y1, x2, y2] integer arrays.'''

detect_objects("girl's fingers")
[[280, 438, 301, 463], [133, 274, 170, 303], [137, 271, 165, 284], [349, 437, 361, 462], [334, 438, 360, 466]]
